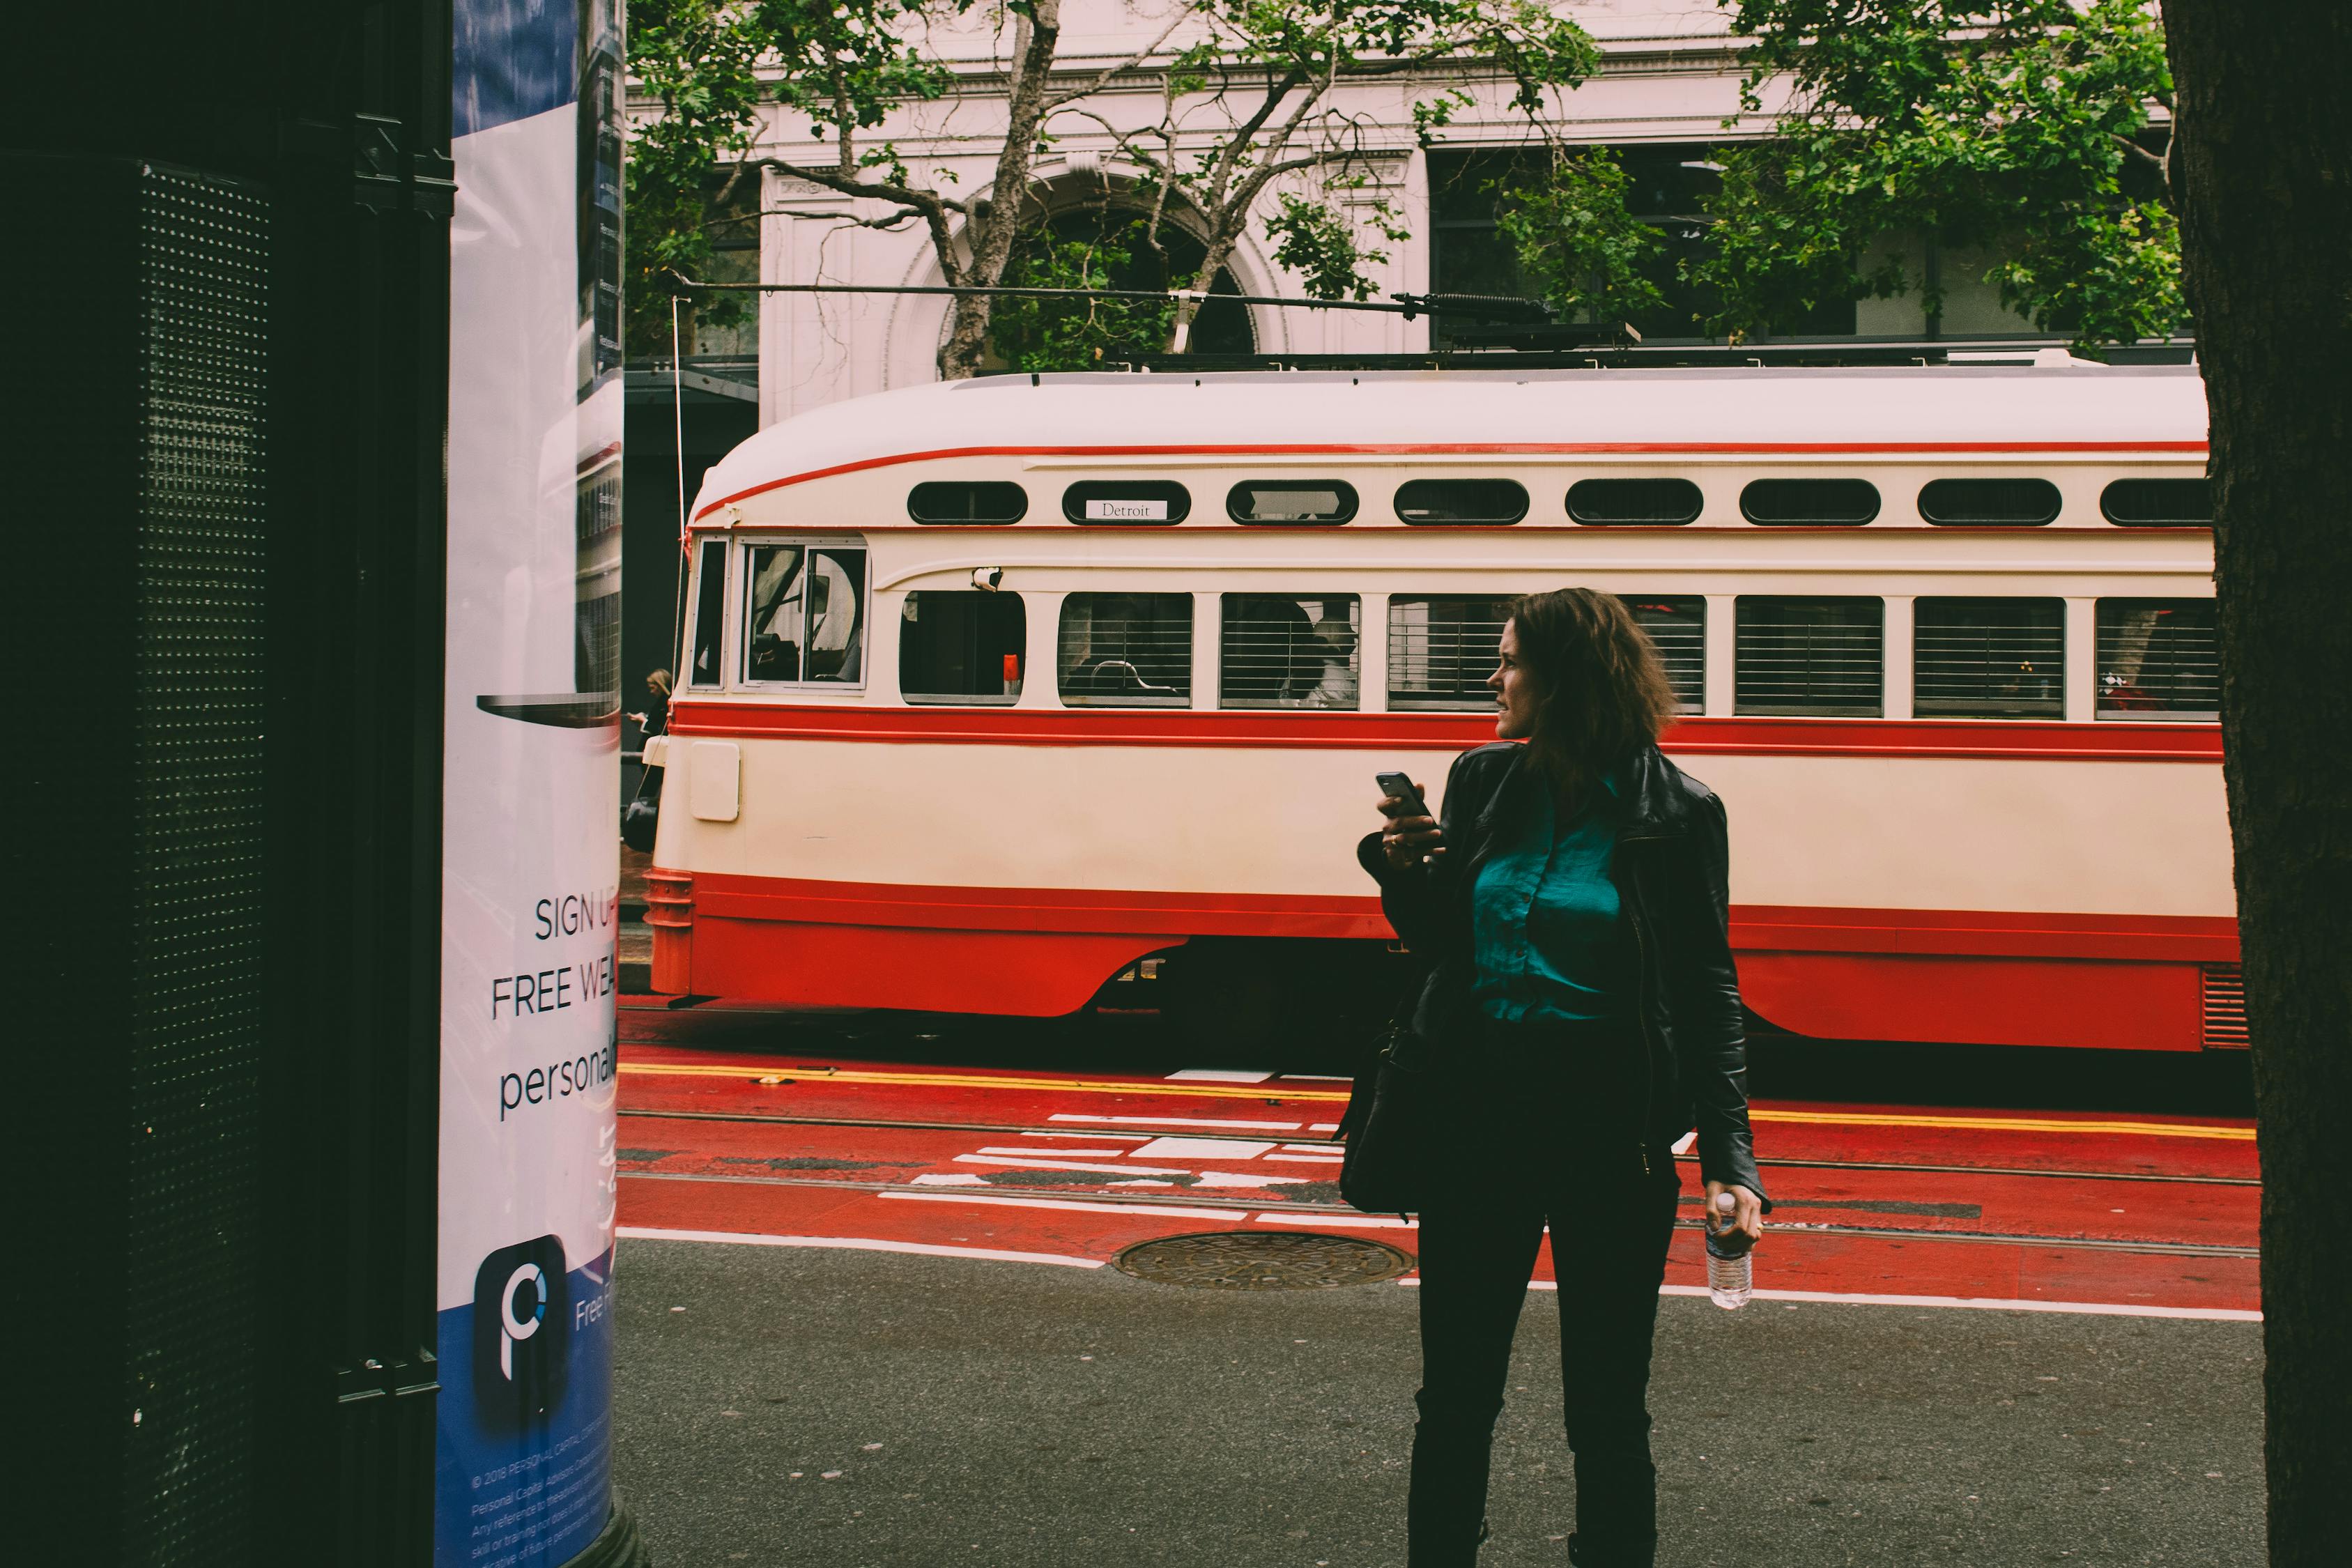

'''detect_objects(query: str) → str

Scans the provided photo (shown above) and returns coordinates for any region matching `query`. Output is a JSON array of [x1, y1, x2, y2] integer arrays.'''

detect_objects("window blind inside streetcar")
[[1917, 477, 2061, 526], [744, 541, 868, 684], [908, 481, 1027, 524], [1221, 595, 1360, 709], [687, 539, 727, 687], [1622, 596, 1705, 712], [2101, 479, 2213, 526], [1739, 478, 1880, 525], [1568, 479, 1702, 526], [1388, 595, 1511, 709], [1735, 597, 1884, 714], [901, 590, 1027, 704], [1058, 594, 1192, 705], [1063, 481, 1190, 524], [1394, 479, 1528, 525], [1227, 480, 1358, 524], [2097, 599, 2219, 718], [1914, 598, 2065, 717]]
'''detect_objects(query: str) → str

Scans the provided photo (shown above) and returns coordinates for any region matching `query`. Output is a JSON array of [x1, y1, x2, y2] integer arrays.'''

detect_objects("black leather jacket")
[[1356, 741, 1769, 1208]]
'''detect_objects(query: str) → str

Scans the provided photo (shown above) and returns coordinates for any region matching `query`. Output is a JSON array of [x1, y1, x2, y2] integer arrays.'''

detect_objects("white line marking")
[[1391, 1277, 2258, 1321], [1050, 1114, 1301, 1131], [1278, 1143, 1342, 1153], [1107, 1179, 1176, 1187], [1671, 1131, 1698, 1155], [1264, 1153, 1346, 1164], [1307, 1123, 1340, 1133], [879, 1191, 1241, 1220], [1131, 1136, 1277, 1160], [1167, 1069, 1274, 1082], [953, 1154, 1193, 1176], [1020, 1130, 1153, 1142], [1262, 1212, 1417, 1229], [617, 1226, 1105, 1269], [908, 1174, 987, 1186], [976, 1146, 1129, 1159], [1194, 1171, 1313, 1188]]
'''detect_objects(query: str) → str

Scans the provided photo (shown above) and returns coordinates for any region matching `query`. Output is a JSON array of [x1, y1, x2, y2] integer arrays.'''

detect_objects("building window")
[[1388, 595, 1511, 709], [1063, 481, 1190, 524], [1735, 597, 1884, 715], [2097, 599, 2219, 719], [1424, 145, 1857, 342], [1058, 593, 1192, 706], [1917, 478, 2061, 526], [685, 538, 727, 688], [2101, 479, 2212, 526], [909, 482, 1027, 524], [1740, 479, 1881, 526], [1220, 595, 1360, 709], [1568, 479, 1702, 526], [1623, 596, 1705, 712], [1394, 479, 1528, 525], [901, 590, 1026, 705], [1227, 480, 1358, 524], [744, 541, 867, 685], [1913, 598, 2064, 717]]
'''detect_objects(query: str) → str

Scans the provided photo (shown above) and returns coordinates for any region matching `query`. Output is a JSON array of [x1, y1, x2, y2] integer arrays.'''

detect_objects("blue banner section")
[[454, 0, 578, 137], [435, 1247, 617, 1567]]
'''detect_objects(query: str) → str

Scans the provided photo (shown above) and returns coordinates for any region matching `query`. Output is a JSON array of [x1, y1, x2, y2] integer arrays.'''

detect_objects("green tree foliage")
[[1696, 0, 2184, 348], [1492, 146, 1668, 325], [989, 211, 1182, 369]]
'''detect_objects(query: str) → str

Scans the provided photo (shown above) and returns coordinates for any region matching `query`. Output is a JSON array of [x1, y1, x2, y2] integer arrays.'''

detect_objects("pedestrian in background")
[[1360, 587, 1769, 1568], [630, 668, 672, 741]]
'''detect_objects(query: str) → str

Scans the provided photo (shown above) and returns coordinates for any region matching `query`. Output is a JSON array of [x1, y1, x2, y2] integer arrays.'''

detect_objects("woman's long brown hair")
[[1505, 587, 1677, 806]]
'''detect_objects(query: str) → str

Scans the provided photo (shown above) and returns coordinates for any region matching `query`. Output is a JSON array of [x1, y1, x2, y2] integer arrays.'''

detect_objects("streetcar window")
[[1917, 478, 2061, 526], [1394, 479, 1528, 525], [1227, 480, 1358, 525], [1222, 595, 1360, 709], [1058, 593, 1192, 706], [909, 481, 1027, 524], [686, 539, 727, 688], [1735, 597, 1884, 715], [1739, 478, 1880, 525], [901, 591, 1027, 705], [1623, 596, 1705, 713], [1914, 598, 2065, 718], [1063, 481, 1190, 524], [1568, 479, 1702, 526], [2096, 599, 2218, 719], [2101, 479, 2212, 526], [743, 541, 867, 685], [1388, 595, 1511, 709]]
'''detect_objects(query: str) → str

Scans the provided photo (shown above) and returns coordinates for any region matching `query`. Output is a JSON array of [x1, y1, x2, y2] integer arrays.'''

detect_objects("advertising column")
[[438, 2, 627, 1564]]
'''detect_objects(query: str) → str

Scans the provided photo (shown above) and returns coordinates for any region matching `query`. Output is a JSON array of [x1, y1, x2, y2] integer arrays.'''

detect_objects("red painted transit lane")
[[613, 1036, 2261, 1317]]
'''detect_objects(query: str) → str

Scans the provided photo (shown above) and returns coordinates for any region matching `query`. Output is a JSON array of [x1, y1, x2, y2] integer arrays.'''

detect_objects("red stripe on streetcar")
[[691, 439, 2210, 519], [663, 705, 2223, 762]]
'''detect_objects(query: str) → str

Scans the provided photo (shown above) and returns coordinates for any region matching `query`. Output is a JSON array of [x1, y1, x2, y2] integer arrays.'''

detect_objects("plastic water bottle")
[[1705, 1192, 1753, 1310]]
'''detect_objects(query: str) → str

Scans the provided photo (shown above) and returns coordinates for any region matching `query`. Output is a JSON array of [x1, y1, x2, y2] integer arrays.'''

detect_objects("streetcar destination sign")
[[1085, 497, 1170, 521]]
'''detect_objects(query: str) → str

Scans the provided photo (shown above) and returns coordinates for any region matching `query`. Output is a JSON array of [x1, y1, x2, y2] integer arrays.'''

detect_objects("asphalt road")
[[611, 1236, 2264, 1568]]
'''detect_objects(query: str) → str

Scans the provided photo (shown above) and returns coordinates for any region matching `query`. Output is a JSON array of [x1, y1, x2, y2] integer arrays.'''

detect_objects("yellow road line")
[[618, 1061, 2255, 1141]]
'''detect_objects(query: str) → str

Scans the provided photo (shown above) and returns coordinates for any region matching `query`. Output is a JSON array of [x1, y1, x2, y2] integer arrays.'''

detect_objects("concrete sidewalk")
[[612, 1237, 2262, 1567]]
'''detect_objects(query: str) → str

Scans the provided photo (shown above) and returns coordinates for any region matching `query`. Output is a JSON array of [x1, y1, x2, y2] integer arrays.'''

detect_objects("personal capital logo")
[[471, 1235, 570, 1427]]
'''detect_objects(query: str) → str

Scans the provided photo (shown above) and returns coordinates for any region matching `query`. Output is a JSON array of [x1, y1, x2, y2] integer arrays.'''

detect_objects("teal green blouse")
[[1470, 773, 1627, 1026]]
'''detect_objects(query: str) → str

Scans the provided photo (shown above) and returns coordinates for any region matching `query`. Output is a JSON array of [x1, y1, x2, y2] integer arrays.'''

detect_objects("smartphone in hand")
[[1375, 771, 1428, 816]]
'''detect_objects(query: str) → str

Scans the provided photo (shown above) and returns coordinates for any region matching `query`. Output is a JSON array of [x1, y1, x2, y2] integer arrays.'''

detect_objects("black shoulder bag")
[[1336, 1002, 1428, 1217]]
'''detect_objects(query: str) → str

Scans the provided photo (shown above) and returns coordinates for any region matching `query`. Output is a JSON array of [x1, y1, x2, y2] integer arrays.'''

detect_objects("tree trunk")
[[2161, 8, 2352, 1565], [939, 4, 1063, 379]]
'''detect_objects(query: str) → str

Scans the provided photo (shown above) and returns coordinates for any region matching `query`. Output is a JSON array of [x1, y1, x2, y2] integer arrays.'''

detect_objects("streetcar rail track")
[[618, 1107, 2261, 1188], [616, 1169, 2259, 1258]]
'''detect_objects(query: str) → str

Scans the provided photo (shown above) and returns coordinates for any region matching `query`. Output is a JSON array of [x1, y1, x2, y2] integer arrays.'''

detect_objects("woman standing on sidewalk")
[[1360, 587, 1769, 1568]]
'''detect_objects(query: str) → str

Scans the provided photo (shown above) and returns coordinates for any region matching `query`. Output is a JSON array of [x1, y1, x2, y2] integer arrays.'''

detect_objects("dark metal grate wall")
[[121, 164, 271, 1566]]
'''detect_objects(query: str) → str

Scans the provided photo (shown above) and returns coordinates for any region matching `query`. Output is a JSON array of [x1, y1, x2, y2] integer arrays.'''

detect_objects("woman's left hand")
[[1703, 1180, 1765, 1245]]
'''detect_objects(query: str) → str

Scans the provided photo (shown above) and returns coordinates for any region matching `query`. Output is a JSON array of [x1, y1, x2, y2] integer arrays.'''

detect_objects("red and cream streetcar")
[[643, 365, 2234, 1053]]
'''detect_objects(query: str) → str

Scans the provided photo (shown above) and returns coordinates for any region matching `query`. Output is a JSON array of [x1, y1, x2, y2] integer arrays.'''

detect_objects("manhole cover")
[[1112, 1231, 1415, 1291]]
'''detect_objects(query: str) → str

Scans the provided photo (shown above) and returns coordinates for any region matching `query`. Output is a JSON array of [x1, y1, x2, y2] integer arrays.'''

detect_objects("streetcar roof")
[[689, 365, 2208, 523]]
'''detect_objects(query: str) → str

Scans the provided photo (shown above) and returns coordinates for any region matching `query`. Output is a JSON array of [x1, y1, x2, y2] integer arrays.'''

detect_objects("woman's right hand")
[[1377, 782, 1446, 871]]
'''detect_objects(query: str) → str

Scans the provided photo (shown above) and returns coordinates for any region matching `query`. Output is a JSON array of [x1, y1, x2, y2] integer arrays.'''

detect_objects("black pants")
[[1406, 1054, 1681, 1568]]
